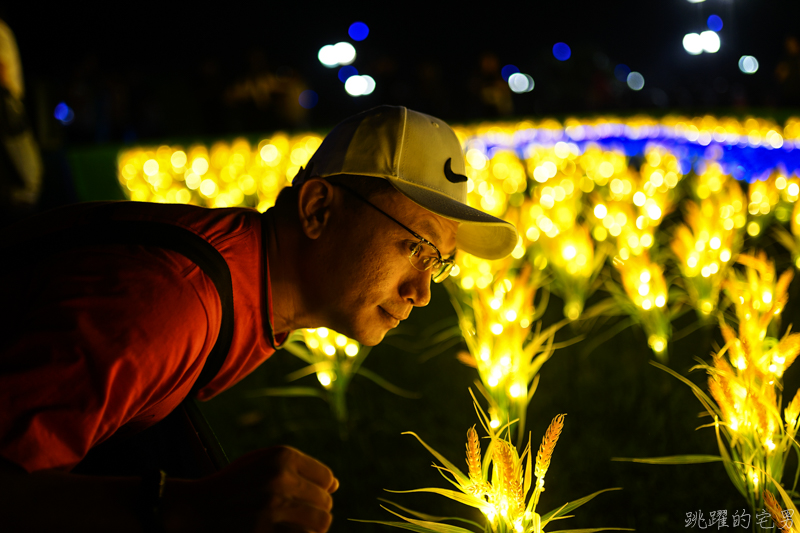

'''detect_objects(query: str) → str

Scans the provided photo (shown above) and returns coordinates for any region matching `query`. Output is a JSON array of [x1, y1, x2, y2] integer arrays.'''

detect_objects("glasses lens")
[[408, 242, 437, 272], [432, 261, 454, 283]]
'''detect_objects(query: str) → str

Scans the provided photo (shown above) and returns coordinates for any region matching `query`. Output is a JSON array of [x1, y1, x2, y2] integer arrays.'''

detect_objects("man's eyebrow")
[[417, 219, 456, 256]]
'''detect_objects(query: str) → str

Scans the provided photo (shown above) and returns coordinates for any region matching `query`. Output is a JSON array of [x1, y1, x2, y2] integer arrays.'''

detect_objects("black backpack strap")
[[5, 220, 235, 395]]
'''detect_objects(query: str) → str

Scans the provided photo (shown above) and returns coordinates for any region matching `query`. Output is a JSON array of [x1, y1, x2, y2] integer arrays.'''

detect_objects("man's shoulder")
[[2, 201, 263, 247]]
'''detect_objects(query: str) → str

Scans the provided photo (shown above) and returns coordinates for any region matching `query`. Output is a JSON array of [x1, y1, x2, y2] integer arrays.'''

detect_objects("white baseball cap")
[[293, 105, 519, 260]]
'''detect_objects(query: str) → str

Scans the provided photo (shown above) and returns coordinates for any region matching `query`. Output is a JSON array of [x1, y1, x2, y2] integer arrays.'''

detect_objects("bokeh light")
[[317, 45, 338, 67], [614, 64, 631, 82], [739, 56, 759, 74], [627, 72, 645, 91], [553, 42, 571, 61], [333, 42, 356, 65], [508, 73, 534, 93], [344, 76, 364, 96], [345, 75, 375, 96], [319, 42, 356, 67], [501, 64, 520, 82], [53, 102, 74, 125], [348, 21, 369, 41], [700, 31, 721, 53], [338, 65, 358, 83], [683, 33, 703, 55], [707, 15, 723, 32], [298, 90, 319, 109]]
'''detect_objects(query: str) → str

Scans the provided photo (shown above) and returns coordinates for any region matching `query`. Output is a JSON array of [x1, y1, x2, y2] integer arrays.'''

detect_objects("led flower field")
[[120, 114, 800, 526]]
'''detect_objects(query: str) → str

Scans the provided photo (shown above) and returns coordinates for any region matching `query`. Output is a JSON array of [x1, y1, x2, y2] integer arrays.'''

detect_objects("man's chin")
[[355, 328, 387, 347]]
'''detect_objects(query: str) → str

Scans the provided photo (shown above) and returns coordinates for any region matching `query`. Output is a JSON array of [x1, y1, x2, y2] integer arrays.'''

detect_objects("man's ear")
[[297, 178, 336, 239]]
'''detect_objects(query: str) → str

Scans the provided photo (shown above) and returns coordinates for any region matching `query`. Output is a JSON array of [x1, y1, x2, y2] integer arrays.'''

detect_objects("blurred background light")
[[739, 55, 760, 74], [333, 42, 356, 65], [707, 14, 723, 32], [53, 102, 74, 125], [344, 75, 375, 96], [627, 72, 645, 91], [501, 64, 520, 82], [318, 45, 339, 67], [683, 33, 703, 55], [361, 75, 376, 95], [614, 64, 631, 82], [338, 65, 358, 83], [508, 72, 534, 93], [348, 21, 369, 41], [700, 31, 721, 53], [553, 42, 571, 61], [298, 90, 319, 109]]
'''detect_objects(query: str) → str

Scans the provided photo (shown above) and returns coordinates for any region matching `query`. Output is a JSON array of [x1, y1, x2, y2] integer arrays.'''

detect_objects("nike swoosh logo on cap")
[[444, 158, 468, 183]]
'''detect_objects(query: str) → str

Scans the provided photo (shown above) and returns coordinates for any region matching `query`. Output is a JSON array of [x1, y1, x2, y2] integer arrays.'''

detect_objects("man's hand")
[[166, 446, 339, 533]]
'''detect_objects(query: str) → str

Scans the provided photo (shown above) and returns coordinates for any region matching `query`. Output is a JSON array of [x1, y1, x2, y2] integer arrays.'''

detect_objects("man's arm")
[[1, 446, 339, 533]]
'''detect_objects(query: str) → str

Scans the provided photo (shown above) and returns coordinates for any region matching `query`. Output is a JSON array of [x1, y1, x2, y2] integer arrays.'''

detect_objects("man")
[[0, 105, 518, 532]]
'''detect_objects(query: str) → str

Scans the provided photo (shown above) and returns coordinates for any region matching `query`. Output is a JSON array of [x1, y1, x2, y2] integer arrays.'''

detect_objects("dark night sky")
[[4, 1, 800, 141]]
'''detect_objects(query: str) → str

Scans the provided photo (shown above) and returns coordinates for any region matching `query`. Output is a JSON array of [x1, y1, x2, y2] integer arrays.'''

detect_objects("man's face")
[[313, 186, 459, 346]]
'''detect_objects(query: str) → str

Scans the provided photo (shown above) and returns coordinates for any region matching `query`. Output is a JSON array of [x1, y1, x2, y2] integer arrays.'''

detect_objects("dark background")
[[4, 2, 800, 531], [4, 1, 800, 148]]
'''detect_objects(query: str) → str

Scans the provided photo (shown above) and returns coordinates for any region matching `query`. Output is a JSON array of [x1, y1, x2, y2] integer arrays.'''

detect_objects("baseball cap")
[[293, 105, 519, 260]]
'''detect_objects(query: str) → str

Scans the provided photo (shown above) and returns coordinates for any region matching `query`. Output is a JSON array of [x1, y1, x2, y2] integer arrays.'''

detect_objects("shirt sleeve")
[[0, 245, 220, 472]]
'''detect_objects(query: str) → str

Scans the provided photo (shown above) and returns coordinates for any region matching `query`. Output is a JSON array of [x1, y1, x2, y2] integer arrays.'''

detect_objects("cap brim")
[[386, 178, 519, 260]]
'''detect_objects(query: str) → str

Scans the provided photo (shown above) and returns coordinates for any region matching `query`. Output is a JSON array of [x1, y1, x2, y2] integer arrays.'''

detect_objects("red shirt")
[[0, 201, 285, 472]]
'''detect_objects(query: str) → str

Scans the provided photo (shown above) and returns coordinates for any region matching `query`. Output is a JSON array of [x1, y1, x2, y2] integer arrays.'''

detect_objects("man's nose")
[[401, 268, 432, 307]]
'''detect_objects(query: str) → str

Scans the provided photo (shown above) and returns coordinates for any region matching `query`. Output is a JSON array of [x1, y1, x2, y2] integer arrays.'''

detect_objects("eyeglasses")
[[333, 182, 455, 283]]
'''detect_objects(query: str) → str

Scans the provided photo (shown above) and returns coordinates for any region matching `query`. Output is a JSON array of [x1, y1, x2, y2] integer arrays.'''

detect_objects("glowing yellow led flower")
[[361, 391, 623, 533]]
